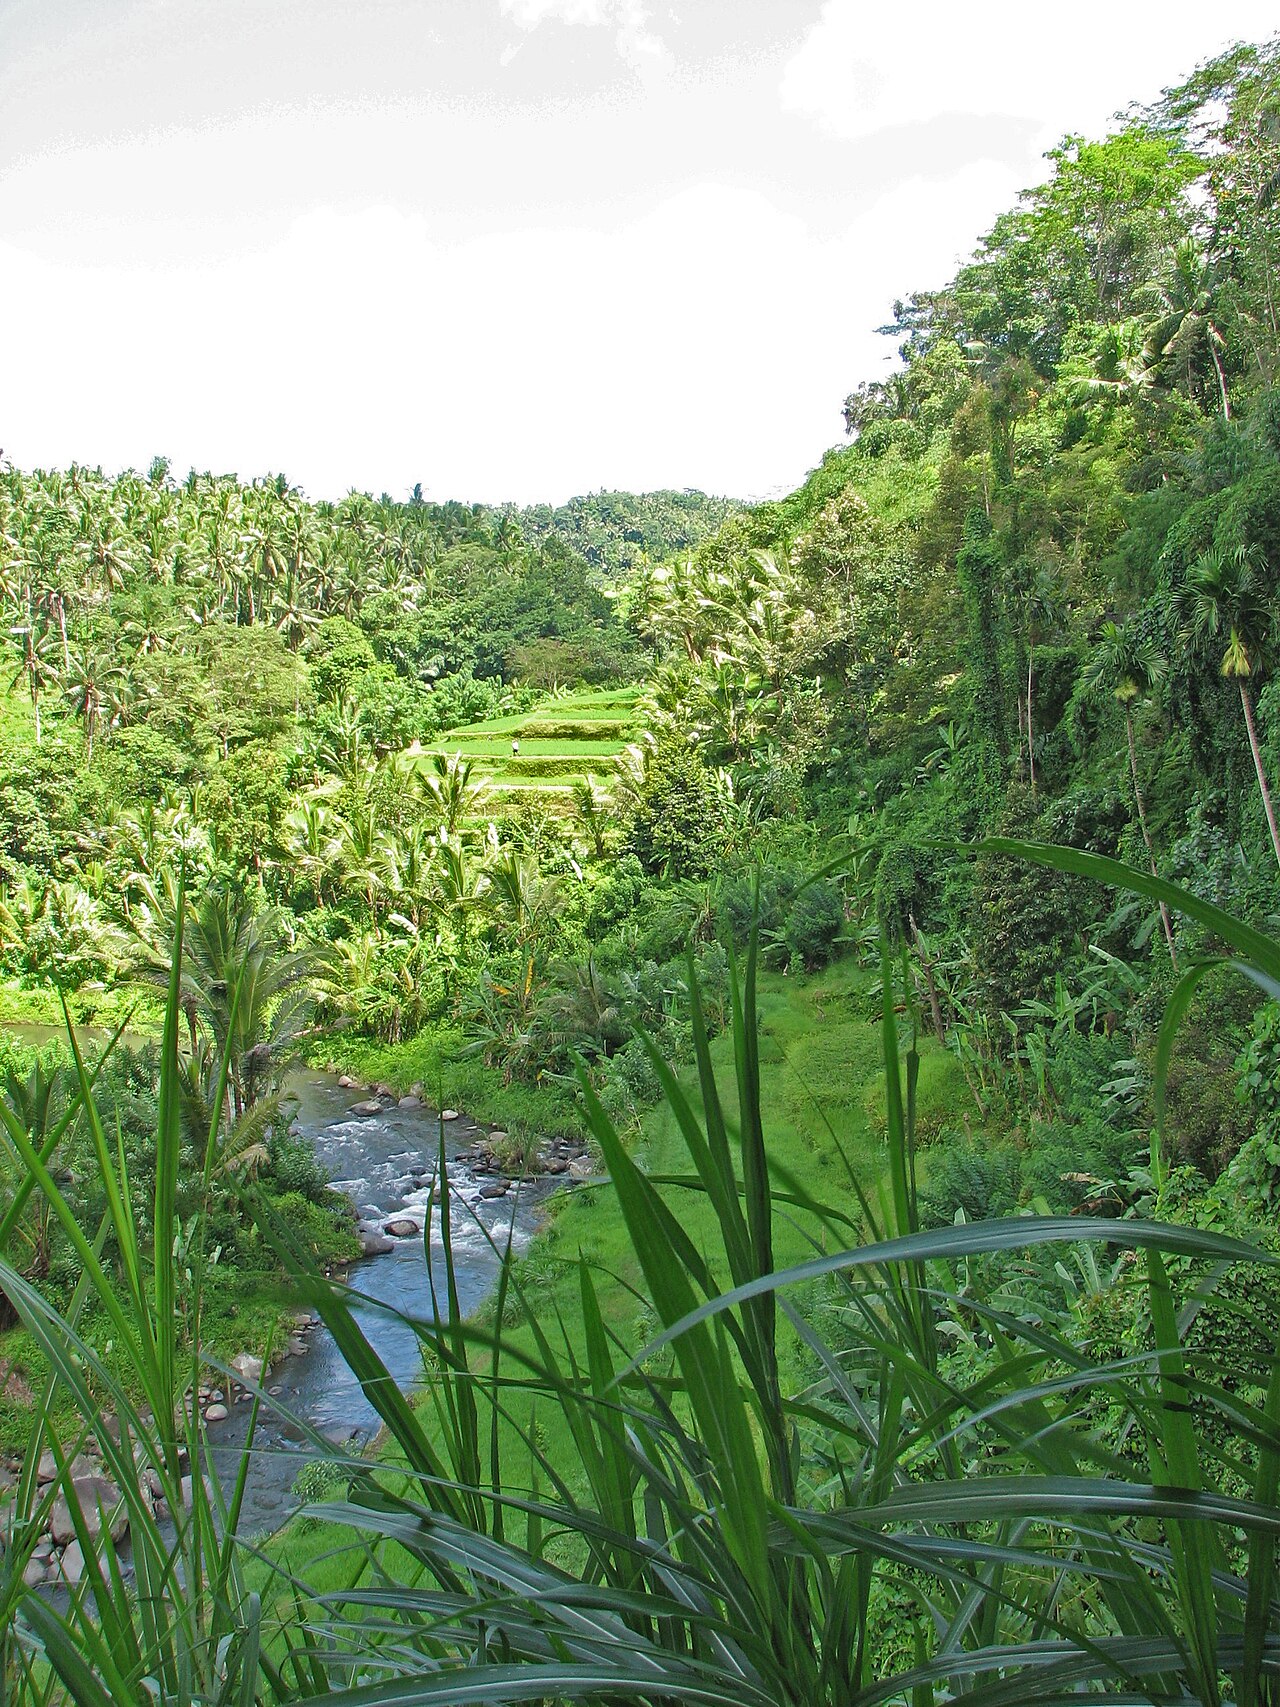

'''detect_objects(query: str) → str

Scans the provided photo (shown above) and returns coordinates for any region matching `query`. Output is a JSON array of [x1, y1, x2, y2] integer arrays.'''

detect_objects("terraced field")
[[415, 686, 643, 817]]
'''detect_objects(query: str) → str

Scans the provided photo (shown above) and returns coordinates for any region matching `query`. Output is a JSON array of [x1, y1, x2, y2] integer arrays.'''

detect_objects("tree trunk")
[[31, 681, 40, 745], [1240, 679, 1280, 871], [908, 912, 947, 1045], [1027, 653, 1036, 796], [1209, 335, 1231, 422], [1125, 709, 1178, 969]]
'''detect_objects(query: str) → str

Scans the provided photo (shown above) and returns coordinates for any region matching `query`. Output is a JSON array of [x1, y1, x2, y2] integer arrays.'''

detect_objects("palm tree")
[[485, 850, 562, 946], [64, 644, 123, 761], [572, 773, 613, 860], [8, 608, 59, 743], [1183, 543, 1280, 869], [334, 798, 394, 914], [1142, 240, 1232, 421], [280, 795, 342, 906], [150, 887, 321, 1121], [417, 752, 489, 838], [1080, 620, 1178, 967]]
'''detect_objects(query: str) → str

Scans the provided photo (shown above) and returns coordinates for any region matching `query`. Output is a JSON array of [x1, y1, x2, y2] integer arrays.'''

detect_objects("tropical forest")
[[6, 30, 1280, 1707]]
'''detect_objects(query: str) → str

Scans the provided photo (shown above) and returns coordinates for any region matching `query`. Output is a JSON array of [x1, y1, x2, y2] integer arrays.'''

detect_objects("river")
[[6, 1027, 554, 1537]]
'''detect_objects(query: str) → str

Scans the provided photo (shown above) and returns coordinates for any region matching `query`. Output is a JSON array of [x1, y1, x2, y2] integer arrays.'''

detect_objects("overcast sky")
[[2, 2, 1277, 506]]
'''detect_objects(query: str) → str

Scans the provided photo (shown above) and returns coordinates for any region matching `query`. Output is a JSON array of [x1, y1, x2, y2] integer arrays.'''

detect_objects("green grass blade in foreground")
[[1146, 1246, 1221, 1705], [619, 1215, 1273, 1375], [576, 1067, 772, 1586], [153, 865, 186, 1481], [1242, 1318, 1280, 1707]]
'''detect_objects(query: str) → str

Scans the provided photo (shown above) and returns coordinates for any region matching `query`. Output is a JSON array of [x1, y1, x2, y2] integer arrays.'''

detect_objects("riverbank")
[[315, 1018, 590, 1148], [0, 978, 165, 1036]]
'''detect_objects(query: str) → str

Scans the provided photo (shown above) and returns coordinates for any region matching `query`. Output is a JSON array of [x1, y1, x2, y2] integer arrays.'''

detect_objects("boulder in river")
[[384, 1217, 421, 1238], [230, 1353, 264, 1388], [360, 1232, 395, 1256], [441, 1109, 460, 1121], [350, 1099, 385, 1117], [399, 1094, 423, 1109], [479, 1182, 508, 1199], [204, 1403, 228, 1423], [337, 1075, 357, 1089]]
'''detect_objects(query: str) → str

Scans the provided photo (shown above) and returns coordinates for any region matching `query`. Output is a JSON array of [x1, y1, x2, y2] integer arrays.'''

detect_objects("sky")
[[2, 2, 1278, 507]]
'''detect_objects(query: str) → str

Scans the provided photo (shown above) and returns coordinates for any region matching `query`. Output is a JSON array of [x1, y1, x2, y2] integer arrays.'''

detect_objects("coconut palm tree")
[[1080, 619, 1178, 966], [8, 607, 59, 743], [280, 795, 342, 907], [153, 887, 322, 1121], [572, 773, 614, 861], [1183, 542, 1280, 869], [417, 751, 489, 838], [64, 644, 124, 761], [1142, 240, 1233, 420]]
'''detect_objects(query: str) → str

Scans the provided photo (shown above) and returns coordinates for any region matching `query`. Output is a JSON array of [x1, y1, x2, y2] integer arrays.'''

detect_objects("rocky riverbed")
[[5, 1057, 585, 1579]]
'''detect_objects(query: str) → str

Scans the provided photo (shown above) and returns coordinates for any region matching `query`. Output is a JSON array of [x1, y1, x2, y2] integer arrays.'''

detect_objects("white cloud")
[[781, 0, 1280, 151], [498, 0, 665, 66], [0, 163, 1029, 505]]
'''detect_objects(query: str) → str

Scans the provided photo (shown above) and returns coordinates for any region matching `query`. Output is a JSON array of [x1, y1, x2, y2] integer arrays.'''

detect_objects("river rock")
[[360, 1232, 395, 1256], [50, 1476, 127, 1546], [57, 1542, 86, 1587], [488, 1129, 508, 1144], [479, 1182, 508, 1199], [350, 1099, 384, 1117], [337, 1075, 357, 1089], [384, 1218, 421, 1238], [546, 1158, 569, 1174], [399, 1094, 423, 1109], [203, 1403, 228, 1423], [441, 1109, 460, 1121], [22, 1554, 47, 1589], [568, 1156, 597, 1180], [36, 1450, 95, 1486], [230, 1353, 264, 1388], [372, 1082, 396, 1099]]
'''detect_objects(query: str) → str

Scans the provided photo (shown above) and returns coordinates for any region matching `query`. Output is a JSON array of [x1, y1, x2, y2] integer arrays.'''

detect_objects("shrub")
[[783, 878, 845, 970]]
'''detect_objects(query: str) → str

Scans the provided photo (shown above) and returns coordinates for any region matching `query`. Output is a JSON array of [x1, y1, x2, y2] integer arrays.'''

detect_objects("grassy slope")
[[501, 957, 963, 1376]]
